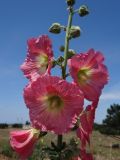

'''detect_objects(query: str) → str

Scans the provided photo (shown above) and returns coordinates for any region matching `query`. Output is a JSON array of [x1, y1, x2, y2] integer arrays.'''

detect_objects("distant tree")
[[12, 123, 23, 128], [0, 123, 8, 129], [25, 121, 30, 125], [100, 104, 120, 135], [93, 123, 102, 131]]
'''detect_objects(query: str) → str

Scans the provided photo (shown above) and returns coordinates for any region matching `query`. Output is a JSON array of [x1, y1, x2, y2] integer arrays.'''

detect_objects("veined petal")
[[24, 75, 84, 134], [21, 35, 54, 81]]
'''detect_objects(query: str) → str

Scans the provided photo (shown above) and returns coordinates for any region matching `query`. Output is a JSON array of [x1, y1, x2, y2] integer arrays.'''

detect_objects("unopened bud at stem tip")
[[66, 0, 75, 6], [78, 5, 89, 17]]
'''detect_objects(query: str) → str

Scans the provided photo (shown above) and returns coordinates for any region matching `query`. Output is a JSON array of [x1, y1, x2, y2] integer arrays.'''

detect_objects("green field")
[[0, 129, 120, 160]]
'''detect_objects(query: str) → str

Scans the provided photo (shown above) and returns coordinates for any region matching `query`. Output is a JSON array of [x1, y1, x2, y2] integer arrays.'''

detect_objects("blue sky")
[[0, 0, 120, 124]]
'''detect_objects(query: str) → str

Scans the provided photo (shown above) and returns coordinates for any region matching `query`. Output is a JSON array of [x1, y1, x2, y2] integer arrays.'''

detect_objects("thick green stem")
[[57, 135, 63, 160], [57, 7, 74, 158], [57, 135, 63, 150], [62, 7, 73, 79]]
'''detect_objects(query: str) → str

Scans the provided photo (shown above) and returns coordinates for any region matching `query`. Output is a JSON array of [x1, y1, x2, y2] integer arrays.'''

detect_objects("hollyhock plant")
[[10, 0, 109, 159], [68, 49, 108, 101], [10, 128, 40, 160], [21, 35, 54, 81], [24, 75, 84, 134]]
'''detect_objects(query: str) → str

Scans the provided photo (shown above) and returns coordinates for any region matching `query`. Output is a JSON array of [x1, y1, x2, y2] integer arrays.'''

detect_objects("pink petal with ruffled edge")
[[24, 75, 84, 134], [76, 100, 98, 149], [68, 49, 109, 101], [10, 129, 40, 160], [21, 35, 54, 81]]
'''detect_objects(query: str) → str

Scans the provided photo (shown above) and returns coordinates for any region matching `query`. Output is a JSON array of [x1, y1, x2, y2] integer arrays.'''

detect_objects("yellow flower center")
[[35, 53, 49, 74], [36, 53, 48, 67], [42, 94, 64, 114], [77, 68, 91, 85]]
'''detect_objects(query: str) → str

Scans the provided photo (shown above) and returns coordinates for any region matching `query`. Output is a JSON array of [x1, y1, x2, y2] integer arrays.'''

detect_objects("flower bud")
[[78, 5, 89, 17], [59, 45, 65, 52], [68, 49, 76, 58], [57, 56, 64, 64], [66, 0, 75, 6], [52, 56, 64, 67], [49, 23, 61, 34], [69, 26, 81, 39]]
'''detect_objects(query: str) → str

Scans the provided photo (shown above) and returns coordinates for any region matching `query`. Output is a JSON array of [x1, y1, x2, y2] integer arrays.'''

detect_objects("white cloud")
[[100, 92, 120, 100], [100, 82, 120, 100]]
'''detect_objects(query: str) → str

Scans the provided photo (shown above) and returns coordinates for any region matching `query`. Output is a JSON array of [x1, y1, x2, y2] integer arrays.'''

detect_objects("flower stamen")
[[42, 94, 64, 113], [77, 68, 91, 85]]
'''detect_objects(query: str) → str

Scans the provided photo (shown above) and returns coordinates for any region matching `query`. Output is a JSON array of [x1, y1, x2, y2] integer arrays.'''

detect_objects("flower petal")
[[76, 100, 98, 149]]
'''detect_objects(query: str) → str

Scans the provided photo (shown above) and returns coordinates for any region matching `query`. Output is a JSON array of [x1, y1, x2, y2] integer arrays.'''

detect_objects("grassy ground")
[[0, 129, 120, 160]]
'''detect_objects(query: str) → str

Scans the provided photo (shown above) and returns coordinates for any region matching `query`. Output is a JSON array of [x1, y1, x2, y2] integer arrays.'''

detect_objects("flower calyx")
[[78, 5, 89, 17]]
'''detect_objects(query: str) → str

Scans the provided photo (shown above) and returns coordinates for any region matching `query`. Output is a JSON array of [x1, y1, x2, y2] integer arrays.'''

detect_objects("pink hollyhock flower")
[[76, 101, 98, 149], [68, 49, 109, 101], [80, 149, 93, 160], [10, 128, 40, 160], [24, 75, 84, 134], [21, 35, 53, 81]]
